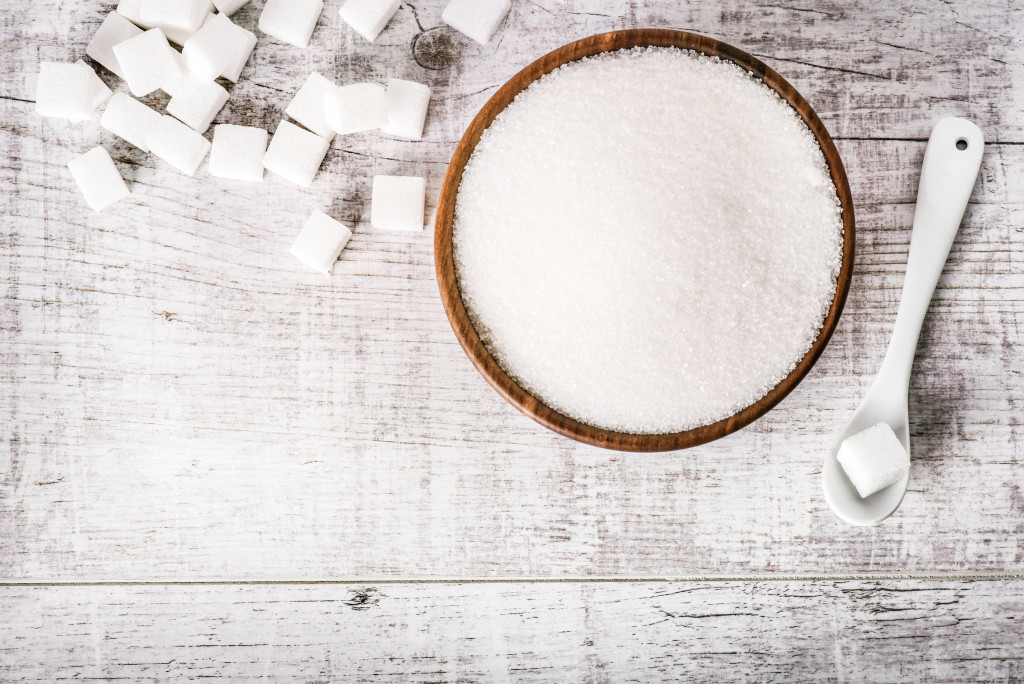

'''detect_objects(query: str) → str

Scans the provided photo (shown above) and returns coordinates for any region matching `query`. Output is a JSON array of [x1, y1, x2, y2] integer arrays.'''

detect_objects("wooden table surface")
[[2, 0, 1022, 679]]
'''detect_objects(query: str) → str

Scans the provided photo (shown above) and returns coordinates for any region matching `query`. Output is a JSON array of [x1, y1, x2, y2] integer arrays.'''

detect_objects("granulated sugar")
[[452, 47, 843, 434]]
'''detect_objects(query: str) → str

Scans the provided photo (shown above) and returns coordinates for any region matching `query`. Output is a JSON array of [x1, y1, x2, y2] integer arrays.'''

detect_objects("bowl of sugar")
[[435, 29, 855, 451]]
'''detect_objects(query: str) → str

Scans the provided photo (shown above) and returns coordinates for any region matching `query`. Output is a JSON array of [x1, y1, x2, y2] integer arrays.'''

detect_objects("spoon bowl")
[[823, 390, 910, 526]]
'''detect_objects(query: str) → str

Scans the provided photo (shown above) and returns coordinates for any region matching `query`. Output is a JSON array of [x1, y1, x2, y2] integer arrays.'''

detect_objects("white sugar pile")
[[453, 47, 843, 434]]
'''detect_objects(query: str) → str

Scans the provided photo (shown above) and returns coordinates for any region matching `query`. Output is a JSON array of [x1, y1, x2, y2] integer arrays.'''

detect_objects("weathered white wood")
[[2, 580, 1023, 681], [1, 0, 1023, 582]]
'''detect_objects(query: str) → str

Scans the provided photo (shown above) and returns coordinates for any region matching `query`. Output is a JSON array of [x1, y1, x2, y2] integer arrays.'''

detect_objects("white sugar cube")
[[371, 175, 426, 231], [161, 49, 189, 97], [67, 147, 130, 212], [324, 83, 386, 135], [209, 124, 268, 182], [837, 422, 910, 498], [140, 0, 211, 32], [100, 92, 162, 151], [35, 62, 111, 122], [80, 60, 115, 112], [167, 75, 229, 133], [284, 72, 336, 140], [212, 0, 251, 16], [338, 0, 400, 43], [160, 18, 206, 47], [117, 0, 152, 28], [183, 13, 256, 82], [146, 115, 212, 176], [258, 0, 323, 49], [290, 210, 353, 277], [87, 12, 144, 79], [382, 79, 430, 140], [113, 28, 183, 97], [263, 120, 330, 187], [442, 0, 510, 44]]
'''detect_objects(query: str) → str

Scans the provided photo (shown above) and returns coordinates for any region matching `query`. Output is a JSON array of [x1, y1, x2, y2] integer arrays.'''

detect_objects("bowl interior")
[[434, 29, 856, 452]]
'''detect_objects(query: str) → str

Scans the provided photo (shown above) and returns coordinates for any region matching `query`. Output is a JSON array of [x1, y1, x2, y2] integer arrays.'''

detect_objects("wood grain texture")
[[434, 28, 857, 452], [2, 580, 1023, 681], [1, 0, 1022, 581]]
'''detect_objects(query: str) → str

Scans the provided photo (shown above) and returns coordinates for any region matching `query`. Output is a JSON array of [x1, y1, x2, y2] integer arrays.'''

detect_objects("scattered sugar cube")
[[837, 422, 910, 498], [212, 0, 251, 16], [221, 30, 256, 82], [290, 210, 353, 277], [117, 0, 152, 28], [87, 12, 144, 79], [161, 49, 189, 97], [166, 75, 229, 133], [35, 62, 111, 122], [183, 13, 256, 82], [442, 0, 510, 45], [324, 83, 386, 135], [146, 114, 212, 176], [258, 0, 324, 49], [67, 147, 130, 212], [338, 0, 400, 43], [382, 78, 430, 140], [371, 175, 426, 231], [160, 18, 206, 47], [140, 0, 211, 32], [80, 60, 115, 112], [284, 72, 336, 140], [101, 92, 162, 151], [262, 120, 330, 187], [209, 124, 268, 182], [113, 28, 183, 97]]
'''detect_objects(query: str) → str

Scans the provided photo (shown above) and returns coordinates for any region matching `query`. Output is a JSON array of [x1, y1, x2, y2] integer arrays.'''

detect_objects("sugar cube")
[[146, 115, 212, 176], [442, 0, 510, 45], [262, 120, 330, 187], [338, 0, 400, 43], [101, 92, 162, 151], [67, 147, 130, 212], [212, 0, 251, 16], [284, 72, 336, 140], [836, 422, 910, 498], [161, 49, 189, 97], [117, 0, 152, 28], [290, 210, 353, 277], [112, 28, 183, 97], [209, 124, 268, 182], [87, 12, 144, 79], [35, 62, 112, 122], [382, 79, 430, 140], [80, 61, 115, 113], [162, 20, 202, 47], [166, 76, 229, 133], [140, 0, 211, 32], [258, 0, 324, 49], [183, 13, 256, 82], [371, 175, 426, 231], [324, 83, 386, 135]]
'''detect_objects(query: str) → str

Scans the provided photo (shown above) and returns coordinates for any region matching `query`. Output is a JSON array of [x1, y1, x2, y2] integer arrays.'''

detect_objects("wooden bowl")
[[434, 29, 855, 452]]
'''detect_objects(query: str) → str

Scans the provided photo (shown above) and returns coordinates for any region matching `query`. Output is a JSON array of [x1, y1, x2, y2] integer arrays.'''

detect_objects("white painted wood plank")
[[2, 580, 1023, 681], [1, 0, 1023, 580]]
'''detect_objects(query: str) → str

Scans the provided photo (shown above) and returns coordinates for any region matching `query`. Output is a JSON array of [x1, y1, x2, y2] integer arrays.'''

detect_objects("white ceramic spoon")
[[822, 117, 984, 526]]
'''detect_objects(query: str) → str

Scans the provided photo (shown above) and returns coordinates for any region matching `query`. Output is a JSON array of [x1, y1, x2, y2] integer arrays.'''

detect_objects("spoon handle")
[[876, 117, 984, 388]]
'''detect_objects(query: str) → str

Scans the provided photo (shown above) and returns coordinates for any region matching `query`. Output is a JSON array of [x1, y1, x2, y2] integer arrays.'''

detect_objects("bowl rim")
[[434, 28, 856, 452]]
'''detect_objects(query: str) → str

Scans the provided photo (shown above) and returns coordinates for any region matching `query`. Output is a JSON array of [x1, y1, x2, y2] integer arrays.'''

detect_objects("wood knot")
[[413, 27, 462, 71]]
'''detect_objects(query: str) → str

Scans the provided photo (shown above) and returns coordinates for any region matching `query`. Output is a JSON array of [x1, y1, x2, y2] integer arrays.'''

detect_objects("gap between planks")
[[4, 572, 1024, 586]]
